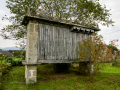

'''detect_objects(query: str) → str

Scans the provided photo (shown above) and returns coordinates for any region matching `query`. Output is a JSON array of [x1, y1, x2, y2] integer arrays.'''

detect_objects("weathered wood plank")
[[57, 27, 60, 60], [38, 24, 40, 60], [59, 27, 62, 60], [72, 32, 75, 59], [76, 33, 79, 59], [43, 25, 46, 60], [69, 29, 72, 60], [47, 25, 50, 60], [51, 25, 54, 59], [41, 24, 44, 60], [64, 28, 67, 59], [63, 28, 65, 59], [49, 25, 52, 60], [65, 29, 69, 59], [45, 25, 48, 60], [54, 26, 58, 59], [38, 59, 88, 63]]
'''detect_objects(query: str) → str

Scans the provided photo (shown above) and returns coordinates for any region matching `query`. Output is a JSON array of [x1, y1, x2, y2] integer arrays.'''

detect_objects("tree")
[[106, 44, 118, 54], [12, 51, 21, 58], [1, 0, 114, 47], [0, 49, 2, 51], [21, 50, 26, 60], [76, 33, 119, 74]]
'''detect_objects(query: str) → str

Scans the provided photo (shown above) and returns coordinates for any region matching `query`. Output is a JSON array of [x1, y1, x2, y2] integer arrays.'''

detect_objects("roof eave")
[[21, 15, 100, 31]]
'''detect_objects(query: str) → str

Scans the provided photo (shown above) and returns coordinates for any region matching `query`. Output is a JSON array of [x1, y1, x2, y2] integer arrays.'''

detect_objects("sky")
[[0, 0, 120, 49]]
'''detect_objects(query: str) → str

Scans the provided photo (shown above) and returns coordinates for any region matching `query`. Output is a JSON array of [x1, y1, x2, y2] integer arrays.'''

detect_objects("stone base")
[[79, 62, 94, 76], [25, 65, 37, 84]]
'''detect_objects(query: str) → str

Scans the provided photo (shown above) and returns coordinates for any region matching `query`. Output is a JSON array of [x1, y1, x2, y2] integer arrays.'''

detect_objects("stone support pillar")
[[25, 65, 37, 84], [24, 21, 38, 84], [79, 62, 94, 76]]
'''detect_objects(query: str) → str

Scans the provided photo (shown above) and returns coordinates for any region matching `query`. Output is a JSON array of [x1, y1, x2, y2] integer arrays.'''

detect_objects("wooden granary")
[[22, 15, 99, 84]]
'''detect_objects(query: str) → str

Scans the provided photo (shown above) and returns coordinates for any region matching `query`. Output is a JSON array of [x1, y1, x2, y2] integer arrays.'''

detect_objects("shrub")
[[6, 57, 13, 63], [76, 33, 119, 75], [12, 61, 23, 66], [6, 57, 23, 66], [1, 63, 12, 75], [12, 51, 21, 58], [21, 51, 26, 60]]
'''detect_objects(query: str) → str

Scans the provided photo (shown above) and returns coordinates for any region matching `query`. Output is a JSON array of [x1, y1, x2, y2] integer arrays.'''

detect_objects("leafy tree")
[[1, 0, 114, 47], [0, 49, 2, 51], [76, 33, 119, 75], [12, 51, 21, 58], [107, 44, 118, 54]]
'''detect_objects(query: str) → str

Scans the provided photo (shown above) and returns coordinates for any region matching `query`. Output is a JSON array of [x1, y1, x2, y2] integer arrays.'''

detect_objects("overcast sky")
[[0, 0, 120, 49]]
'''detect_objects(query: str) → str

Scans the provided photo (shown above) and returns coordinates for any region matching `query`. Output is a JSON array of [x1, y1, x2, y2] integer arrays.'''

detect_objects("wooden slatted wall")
[[38, 24, 90, 60]]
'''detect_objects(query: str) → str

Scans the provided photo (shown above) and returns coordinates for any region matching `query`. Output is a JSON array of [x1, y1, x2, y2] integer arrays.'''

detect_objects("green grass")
[[1, 60, 120, 90], [12, 57, 22, 61]]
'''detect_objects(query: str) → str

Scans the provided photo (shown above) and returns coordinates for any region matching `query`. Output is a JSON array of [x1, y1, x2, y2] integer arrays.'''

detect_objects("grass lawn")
[[1, 60, 120, 90], [12, 57, 22, 61]]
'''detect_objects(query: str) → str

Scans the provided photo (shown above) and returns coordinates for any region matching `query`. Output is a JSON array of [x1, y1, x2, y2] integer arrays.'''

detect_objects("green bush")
[[6, 57, 13, 63], [12, 61, 23, 66], [6, 57, 23, 66], [12, 51, 21, 58]]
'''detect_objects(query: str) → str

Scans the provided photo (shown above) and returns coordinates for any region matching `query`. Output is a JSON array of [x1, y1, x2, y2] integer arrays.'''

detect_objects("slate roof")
[[8, 50, 23, 53], [22, 14, 100, 31], [0, 51, 13, 57]]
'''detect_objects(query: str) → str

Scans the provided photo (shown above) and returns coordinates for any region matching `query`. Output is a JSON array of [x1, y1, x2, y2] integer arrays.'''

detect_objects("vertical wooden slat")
[[47, 25, 50, 60], [45, 25, 48, 60], [40, 24, 42, 60], [41, 25, 44, 59], [65, 28, 68, 60], [52, 26, 57, 60], [44, 25, 46, 60], [67, 28, 70, 60], [51, 26, 54, 60], [76, 33, 79, 59], [63, 28, 66, 59], [49, 25, 52, 60], [72, 32, 74, 60], [65, 28, 68, 59], [74, 33, 77, 59], [57, 27, 59, 60], [71, 32, 74, 60], [59, 27, 62, 60], [43, 25, 46, 60], [61, 28, 64, 60], [68, 29, 72, 60], [38, 24, 40, 60]]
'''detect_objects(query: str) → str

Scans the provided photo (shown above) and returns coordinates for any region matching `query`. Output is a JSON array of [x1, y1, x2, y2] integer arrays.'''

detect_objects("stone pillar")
[[79, 62, 94, 76], [25, 65, 37, 84], [24, 21, 38, 84]]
